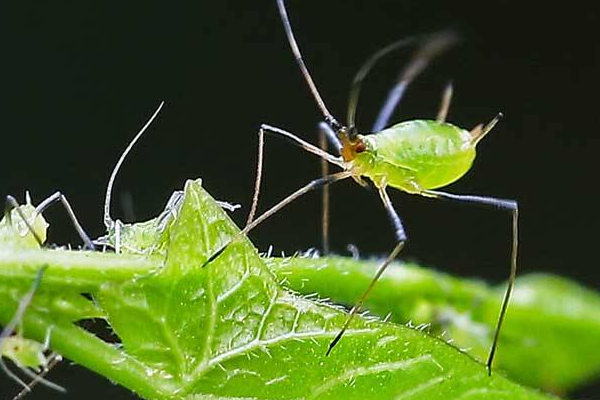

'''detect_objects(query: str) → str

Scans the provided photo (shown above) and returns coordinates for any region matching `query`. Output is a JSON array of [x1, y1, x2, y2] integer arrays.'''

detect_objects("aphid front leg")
[[423, 189, 518, 374], [327, 186, 407, 355], [35, 191, 95, 250], [245, 123, 344, 228]]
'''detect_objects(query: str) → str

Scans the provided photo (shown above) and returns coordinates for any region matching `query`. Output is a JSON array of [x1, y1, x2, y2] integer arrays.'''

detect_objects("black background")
[[1, 1, 599, 398]]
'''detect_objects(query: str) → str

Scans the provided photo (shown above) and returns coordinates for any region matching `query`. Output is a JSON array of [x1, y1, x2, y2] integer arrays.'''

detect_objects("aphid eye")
[[355, 143, 366, 153]]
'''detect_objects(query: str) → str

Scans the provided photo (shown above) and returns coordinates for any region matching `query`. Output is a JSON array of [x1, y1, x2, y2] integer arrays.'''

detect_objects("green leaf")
[[1, 180, 556, 399], [267, 256, 600, 393]]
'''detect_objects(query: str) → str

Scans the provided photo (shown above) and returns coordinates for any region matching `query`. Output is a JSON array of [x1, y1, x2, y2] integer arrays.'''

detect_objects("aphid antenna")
[[276, 0, 340, 130], [470, 112, 503, 145], [103, 101, 165, 229], [373, 31, 460, 132], [347, 37, 418, 136], [436, 81, 454, 123]]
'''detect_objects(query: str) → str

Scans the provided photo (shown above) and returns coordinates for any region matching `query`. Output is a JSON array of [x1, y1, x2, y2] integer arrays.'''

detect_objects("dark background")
[[1, 1, 599, 398]]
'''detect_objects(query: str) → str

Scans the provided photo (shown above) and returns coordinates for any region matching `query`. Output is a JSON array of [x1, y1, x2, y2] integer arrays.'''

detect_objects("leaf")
[[1, 180, 556, 399], [267, 256, 600, 393]]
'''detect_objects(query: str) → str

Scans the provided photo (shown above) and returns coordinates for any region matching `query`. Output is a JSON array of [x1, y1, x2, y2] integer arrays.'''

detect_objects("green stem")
[[0, 306, 176, 399], [0, 249, 158, 290], [266, 256, 490, 319]]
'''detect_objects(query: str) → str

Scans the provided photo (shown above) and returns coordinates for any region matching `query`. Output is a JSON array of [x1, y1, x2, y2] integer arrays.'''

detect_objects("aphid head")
[[338, 127, 366, 162], [470, 112, 503, 146]]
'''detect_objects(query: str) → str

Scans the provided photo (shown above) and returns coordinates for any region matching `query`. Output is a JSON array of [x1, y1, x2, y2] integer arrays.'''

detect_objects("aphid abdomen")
[[360, 120, 476, 191]]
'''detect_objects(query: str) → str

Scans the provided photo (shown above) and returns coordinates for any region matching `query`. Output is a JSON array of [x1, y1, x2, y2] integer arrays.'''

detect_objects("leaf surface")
[[268, 256, 600, 393], [1, 180, 556, 399]]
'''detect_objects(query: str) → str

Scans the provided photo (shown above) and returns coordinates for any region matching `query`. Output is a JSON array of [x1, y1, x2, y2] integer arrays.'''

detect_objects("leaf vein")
[[308, 354, 442, 399], [187, 328, 375, 388], [393, 373, 450, 399]]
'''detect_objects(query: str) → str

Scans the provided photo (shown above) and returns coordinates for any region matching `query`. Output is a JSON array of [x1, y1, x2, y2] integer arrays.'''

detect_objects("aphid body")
[[348, 120, 482, 192], [0, 200, 48, 250]]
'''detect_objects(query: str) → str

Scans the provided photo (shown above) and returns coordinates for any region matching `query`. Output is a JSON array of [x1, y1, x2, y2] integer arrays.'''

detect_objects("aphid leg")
[[318, 127, 329, 254], [436, 82, 454, 122], [317, 122, 342, 254], [260, 124, 344, 167], [13, 358, 65, 393], [1, 267, 46, 391], [4, 196, 44, 246], [423, 189, 518, 374], [245, 123, 344, 229], [327, 187, 407, 355], [35, 192, 95, 250], [373, 32, 459, 132], [347, 37, 417, 133], [245, 128, 265, 227], [12, 353, 62, 400], [203, 171, 352, 268]]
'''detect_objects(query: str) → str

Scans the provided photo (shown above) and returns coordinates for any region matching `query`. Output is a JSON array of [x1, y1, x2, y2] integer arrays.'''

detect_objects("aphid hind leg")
[[317, 122, 342, 254], [35, 192, 95, 250], [423, 189, 518, 374], [5, 196, 44, 246], [327, 187, 407, 355], [245, 124, 344, 228]]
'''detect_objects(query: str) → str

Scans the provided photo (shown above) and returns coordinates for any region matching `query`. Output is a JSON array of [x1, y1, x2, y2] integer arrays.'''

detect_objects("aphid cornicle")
[[207, 0, 518, 373]]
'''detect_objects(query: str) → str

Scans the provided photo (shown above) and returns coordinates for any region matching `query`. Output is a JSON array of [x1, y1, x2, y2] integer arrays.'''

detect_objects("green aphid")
[[0, 194, 48, 250], [208, 0, 519, 374], [2, 191, 94, 251], [353, 119, 487, 193], [1, 336, 47, 371]]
